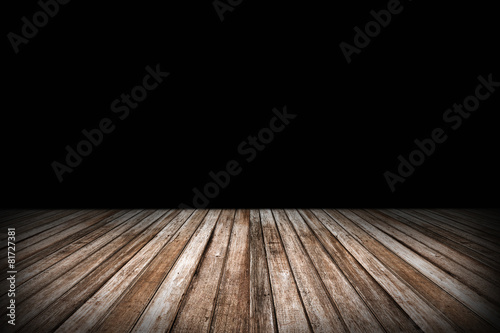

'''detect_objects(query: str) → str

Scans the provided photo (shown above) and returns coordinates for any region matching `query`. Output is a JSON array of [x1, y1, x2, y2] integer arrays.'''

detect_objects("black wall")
[[3, 0, 499, 208]]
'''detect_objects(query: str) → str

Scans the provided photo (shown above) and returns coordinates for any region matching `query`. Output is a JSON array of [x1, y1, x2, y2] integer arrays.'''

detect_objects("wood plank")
[[456, 210, 500, 234], [14, 210, 106, 263], [434, 210, 500, 235], [0, 210, 134, 314], [248, 209, 276, 333], [273, 209, 347, 333], [298, 209, 421, 333], [170, 210, 235, 333], [0, 209, 43, 221], [0, 210, 122, 302], [92, 209, 207, 333], [12, 209, 121, 273], [5, 210, 87, 249], [367, 210, 500, 286], [6, 210, 142, 315], [12, 211, 130, 286], [363, 210, 500, 296], [15, 210, 79, 235], [0, 210, 77, 247], [22, 209, 182, 333], [408, 210, 500, 256], [211, 209, 251, 332], [465, 209, 500, 222], [337, 209, 500, 331], [0, 211, 67, 242], [14, 210, 154, 327], [260, 209, 312, 333], [414, 209, 500, 249], [1, 210, 92, 277], [313, 209, 457, 333], [130, 210, 221, 332], [5, 208, 497, 332], [0, 209, 21, 219], [336, 209, 489, 333], [285, 209, 384, 333], [384, 209, 500, 272], [0, 210, 44, 226]]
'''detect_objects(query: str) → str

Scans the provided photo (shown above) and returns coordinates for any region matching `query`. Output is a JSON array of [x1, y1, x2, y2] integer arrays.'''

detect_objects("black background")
[[2, 0, 499, 208]]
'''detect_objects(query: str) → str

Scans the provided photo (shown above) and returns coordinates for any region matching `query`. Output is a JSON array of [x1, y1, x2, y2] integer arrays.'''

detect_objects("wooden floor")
[[1, 209, 499, 332]]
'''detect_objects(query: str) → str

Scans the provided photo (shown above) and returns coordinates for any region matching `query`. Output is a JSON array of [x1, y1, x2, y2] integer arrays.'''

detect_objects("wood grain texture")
[[384, 209, 500, 272], [131, 210, 220, 333], [3, 209, 499, 333], [273, 209, 347, 333], [260, 209, 312, 333], [366, 209, 500, 286], [92, 209, 202, 333], [171, 210, 235, 333], [211, 209, 251, 332], [16, 210, 151, 327], [249, 209, 276, 333], [22, 210, 179, 333], [285, 209, 384, 333], [297, 209, 422, 333], [336, 209, 497, 332], [317, 209, 457, 333]]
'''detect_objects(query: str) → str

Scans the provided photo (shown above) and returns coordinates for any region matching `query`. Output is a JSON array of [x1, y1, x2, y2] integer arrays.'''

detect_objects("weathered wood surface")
[[2, 209, 498, 332]]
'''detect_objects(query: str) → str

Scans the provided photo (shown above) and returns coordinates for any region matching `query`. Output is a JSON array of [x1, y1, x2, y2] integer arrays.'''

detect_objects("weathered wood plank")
[[11, 210, 138, 294], [0, 210, 121, 301], [433, 210, 500, 235], [92, 209, 207, 333], [368, 209, 500, 285], [339, 209, 498, 331], [286, 209, 384, 333], [414, 209, 500, 249], [15, 210, 80, 237], [171, 210, 235, 333], [21, 209, 180, 333], [298, 209, 421, 333], [0, 210, 137, 314], [314, 209, 456, 333], [6, 208, 498, 333], [260, 209, 311, 333], [0, 210, 80, 251], [15, 210, 106, 262], [13, 211, 130, 286], [16, 210, 155, 327], [273, 209, 347, 333], [464, 209, 500, 224], [248, 209, 276, 333], [12, 209, 121, 273], [338, 209, 500, 332], [0, 210, 45, 227], [130, 210, 220, 332], [211, 209, 251, 332], [384, 209, 500, 272], [408, 210, 500, 256]]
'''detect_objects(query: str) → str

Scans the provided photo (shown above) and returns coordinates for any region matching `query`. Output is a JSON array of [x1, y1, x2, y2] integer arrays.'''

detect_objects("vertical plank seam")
[[270, 209, 314, 333], [168, 209, 223, 333], [284, 209, 350, 332], [126, 209, 207, 333], [299, 209, 391, 333], [258, 209, 279, 333], [330, 209, 461, 332]]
